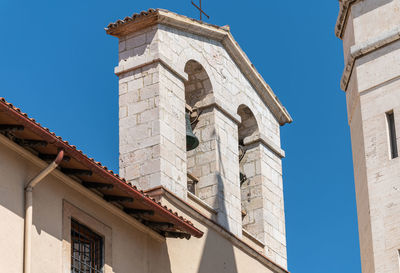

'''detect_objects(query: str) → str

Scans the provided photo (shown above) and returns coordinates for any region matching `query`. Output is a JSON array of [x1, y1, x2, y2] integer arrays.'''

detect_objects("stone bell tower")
[[336, 0, 400, 272], [107, 9, 291, 268]]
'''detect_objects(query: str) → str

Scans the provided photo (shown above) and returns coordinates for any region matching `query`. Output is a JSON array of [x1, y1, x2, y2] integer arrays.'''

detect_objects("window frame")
[[386, 111, 398, 159], [71, 218, 104, 273], [62, 200, 112, 273]]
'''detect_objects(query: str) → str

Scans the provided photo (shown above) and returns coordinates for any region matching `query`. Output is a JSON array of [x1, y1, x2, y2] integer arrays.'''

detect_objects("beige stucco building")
[[336, 0, 400, 272], [0, 9, 291, 273]]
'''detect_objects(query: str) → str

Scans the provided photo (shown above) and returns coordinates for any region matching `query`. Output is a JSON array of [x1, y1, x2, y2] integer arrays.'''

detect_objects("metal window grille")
[[71, 219, 104, 273]]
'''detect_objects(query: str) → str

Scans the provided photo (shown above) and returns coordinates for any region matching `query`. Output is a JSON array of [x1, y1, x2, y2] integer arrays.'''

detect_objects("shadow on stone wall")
[[196, 132, 239, 273], [353, 0, 393, 17]]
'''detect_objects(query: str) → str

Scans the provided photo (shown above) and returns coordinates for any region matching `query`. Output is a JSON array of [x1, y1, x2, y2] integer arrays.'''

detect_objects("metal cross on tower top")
[[191, 0, 210, 21]]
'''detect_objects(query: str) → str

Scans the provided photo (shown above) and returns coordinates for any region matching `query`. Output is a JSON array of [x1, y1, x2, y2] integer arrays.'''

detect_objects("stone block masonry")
[[119, 61, 188, 199], [113, 16, 288, 269]]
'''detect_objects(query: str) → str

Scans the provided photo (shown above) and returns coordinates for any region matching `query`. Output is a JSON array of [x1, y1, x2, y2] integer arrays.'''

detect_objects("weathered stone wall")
[[240, 145, 262, 233], [339, 1, 400, 272], [238, 106, 263, 239], [239, 140, 286, 268], [260, 144, 286, 268], [187, 108, 217, 201], [116, 23, 287, 267], [213, 108, 242, 236], [119, 62, 162, 191], [158, 64, 187, 198]]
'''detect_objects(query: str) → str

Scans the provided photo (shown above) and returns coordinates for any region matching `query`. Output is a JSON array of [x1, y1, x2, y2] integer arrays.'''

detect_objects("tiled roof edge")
[[0, 97, 203, 238], [105, 8, 225, 34]]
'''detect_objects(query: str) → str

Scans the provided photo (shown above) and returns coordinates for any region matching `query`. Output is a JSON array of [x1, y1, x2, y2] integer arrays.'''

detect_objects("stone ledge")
[[341, 26, 400, 91], [244, 133, 285, 158], [187, 191, 218, 215], [243, 228, 266, 249], [115, 57, 242, 125], [335, 0, 361, 39], [196, 97, 242, 125], [115, 54, 188, 82]]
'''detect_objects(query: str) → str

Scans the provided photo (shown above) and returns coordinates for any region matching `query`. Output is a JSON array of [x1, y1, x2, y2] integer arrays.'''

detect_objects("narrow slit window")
[[398, 250, 400, 270], [387, 111, 398, 159], [71, 219, 104, 273]]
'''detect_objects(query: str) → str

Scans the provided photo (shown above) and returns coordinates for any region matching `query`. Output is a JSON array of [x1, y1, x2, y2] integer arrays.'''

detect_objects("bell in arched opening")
[[186, 112, 199, 151]]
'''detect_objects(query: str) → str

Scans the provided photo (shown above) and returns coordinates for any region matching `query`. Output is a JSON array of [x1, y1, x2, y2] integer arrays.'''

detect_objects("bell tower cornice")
[[340, 26, 400, 91], [335, 0, 362, 39]]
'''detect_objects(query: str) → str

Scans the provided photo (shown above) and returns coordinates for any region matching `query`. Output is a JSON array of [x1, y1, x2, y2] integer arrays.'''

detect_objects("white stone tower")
[[107, 9, 291, 268], [336, 1, 400, 272]]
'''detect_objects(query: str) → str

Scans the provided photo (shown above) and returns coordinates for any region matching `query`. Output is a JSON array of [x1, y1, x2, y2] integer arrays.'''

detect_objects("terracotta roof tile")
[[0, 97, 203, 238], [106, 8, 157, 30], [105, 8, 224, 36]]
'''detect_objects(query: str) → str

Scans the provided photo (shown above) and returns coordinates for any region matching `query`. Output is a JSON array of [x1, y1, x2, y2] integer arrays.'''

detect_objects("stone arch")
[[237, 104, 259, 145], [184, 60, 214, 108], [237, 104, 261, 231], [184, 60, 215, 196], [174, 47, 244, 128], [174, 47, 220, 99]]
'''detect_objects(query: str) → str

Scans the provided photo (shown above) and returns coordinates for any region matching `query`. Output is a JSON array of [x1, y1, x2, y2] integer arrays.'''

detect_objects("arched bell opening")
[[237, 104, 260, 231], [238, 105, 259, 145], [184, 60, 214, 196]]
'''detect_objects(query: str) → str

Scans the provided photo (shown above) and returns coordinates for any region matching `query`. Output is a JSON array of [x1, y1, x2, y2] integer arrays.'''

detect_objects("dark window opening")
[[387, 111, 398, 159], [187, 172, 199, 195], [71, 219, 104, 273]]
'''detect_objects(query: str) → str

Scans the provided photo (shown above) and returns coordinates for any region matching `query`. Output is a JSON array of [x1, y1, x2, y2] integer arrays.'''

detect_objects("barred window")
[[71, 219, 104, 273]]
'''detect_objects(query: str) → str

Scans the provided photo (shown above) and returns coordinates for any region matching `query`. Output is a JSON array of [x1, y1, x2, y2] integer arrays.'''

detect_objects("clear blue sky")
[[0, 1, 359, 272]]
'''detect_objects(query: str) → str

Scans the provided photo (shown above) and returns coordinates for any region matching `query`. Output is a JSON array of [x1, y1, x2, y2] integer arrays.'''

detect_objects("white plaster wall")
[[167, 229, 276, 273], [0, 143, 171, 273], [0, 140, 283, 273], [0, 143, 27, 273]]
